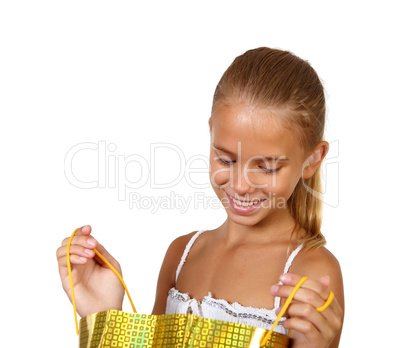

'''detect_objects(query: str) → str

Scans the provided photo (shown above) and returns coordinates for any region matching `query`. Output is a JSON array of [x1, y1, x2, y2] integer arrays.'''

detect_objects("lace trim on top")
[[168, 287, 283, 326]]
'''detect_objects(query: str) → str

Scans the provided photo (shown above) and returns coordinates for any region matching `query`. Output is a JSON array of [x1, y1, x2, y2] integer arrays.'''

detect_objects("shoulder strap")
[[274, 243, 304, 309], [175, 230, 207, 284], [283, 243, 304, 274]]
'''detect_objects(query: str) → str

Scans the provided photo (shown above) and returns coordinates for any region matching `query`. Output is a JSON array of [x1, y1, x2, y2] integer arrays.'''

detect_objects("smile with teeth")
[[229, 195, 266, 207]]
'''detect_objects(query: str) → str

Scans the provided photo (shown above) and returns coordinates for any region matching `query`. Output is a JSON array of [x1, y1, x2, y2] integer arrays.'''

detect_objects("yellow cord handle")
[[260, 276, 308, 346], [316, 291, 334, 312], [67, 228, 137, 335]]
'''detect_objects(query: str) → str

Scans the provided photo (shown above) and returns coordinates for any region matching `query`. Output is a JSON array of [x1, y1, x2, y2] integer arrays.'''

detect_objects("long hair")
[[210, 47, 327, 249]]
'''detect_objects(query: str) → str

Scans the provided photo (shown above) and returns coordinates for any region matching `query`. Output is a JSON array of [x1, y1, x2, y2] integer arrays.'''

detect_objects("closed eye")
[[218, 158, 280, 174], [218, 157, 235, 166], [259, 166, 280, 174]]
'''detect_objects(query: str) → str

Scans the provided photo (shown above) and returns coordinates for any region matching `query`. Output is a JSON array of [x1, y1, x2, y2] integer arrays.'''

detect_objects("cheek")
[[263, 170, 300, 197], [246, 172, 272, 188], [209, 162, 231, 187]]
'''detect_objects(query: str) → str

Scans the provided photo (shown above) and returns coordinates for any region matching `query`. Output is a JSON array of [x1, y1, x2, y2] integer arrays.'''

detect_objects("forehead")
[[211, 103, 302, 159]]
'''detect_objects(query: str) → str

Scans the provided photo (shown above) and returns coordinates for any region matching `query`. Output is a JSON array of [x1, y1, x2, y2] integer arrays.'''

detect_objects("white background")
[[1, 1, 400, 347]]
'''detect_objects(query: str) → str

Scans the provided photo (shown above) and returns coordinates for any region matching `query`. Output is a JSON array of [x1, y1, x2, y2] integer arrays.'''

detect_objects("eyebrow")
[[212, 144, 289, 161]]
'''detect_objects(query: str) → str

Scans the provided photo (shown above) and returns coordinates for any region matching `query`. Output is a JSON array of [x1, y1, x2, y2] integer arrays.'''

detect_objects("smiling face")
[[209, 102, 309, 227]]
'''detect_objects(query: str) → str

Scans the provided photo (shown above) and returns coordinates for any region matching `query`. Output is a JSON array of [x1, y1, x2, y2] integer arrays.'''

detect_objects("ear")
[[208, 117, 213, 134], [302, 141, 329, 179]]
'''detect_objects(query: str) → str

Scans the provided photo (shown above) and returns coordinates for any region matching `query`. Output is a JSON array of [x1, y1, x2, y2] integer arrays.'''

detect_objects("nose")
[[231, 165, 257, 196]]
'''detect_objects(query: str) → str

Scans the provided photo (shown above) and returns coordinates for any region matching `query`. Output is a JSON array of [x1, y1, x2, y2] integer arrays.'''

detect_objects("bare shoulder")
[[293, 246, 342, 281], [162, 230, 199, 279], [171, 230, 198, 247], [166, 231, 198, 259], [292, 246, 344, 307]]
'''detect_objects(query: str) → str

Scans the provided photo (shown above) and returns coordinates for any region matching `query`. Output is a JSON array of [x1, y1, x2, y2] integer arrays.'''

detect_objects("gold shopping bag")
[[78, 311, 289, 348], [67, 229, 306, 348]]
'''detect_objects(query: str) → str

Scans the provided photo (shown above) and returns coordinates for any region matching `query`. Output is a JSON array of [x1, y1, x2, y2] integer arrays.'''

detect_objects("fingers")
[[57, 225, 96, 263], [272, 273, 330, 309], [61, 225, 96, 247], [56, 225, 121, 273], [62, 225, 97, 256], [77, 224, 92, 236], [281, 302, 342, 346], [272, 273, 343, 345], [275, 273, 342, 318], [282, 316, 329, 345], [57, 243, 96, 265], [283, 301, 340, 332]]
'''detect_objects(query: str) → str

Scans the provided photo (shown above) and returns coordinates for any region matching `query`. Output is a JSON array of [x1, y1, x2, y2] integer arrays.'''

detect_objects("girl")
[[57, 47, 344, 347]]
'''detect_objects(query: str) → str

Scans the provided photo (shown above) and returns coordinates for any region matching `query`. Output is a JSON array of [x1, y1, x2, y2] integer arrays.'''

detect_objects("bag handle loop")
[[67, 228, 137, 335]]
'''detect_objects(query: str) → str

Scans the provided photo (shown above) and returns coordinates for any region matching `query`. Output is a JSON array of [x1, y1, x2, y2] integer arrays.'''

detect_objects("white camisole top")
[[165, 229, 304, 335]]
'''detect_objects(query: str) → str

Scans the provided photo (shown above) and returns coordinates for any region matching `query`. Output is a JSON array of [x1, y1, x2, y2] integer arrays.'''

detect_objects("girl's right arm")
[[56, 225, 125, 317]]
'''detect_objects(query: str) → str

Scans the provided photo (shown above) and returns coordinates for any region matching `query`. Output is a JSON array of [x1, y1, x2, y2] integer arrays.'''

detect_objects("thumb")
[[78, 224, 92, 236], [318, 275, 330, 288]]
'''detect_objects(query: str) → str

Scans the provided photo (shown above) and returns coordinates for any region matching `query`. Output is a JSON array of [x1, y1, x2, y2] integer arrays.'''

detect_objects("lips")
[[225, 192, 266, 214], [230, 195, 265, 207]]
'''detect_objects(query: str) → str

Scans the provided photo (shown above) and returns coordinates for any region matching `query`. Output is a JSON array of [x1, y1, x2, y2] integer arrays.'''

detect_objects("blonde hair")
[[210, 47, 327, 250]]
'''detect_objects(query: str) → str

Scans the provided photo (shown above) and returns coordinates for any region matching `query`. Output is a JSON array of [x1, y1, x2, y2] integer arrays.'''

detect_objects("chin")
[[225, 210, 266, 227]]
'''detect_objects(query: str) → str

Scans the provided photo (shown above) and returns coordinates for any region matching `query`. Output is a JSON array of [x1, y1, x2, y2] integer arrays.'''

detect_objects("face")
[[209, 102, 309, 227]]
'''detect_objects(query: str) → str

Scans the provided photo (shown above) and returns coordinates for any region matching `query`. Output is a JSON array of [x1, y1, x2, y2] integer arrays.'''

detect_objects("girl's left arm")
[[271, 249, 344, 348]]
